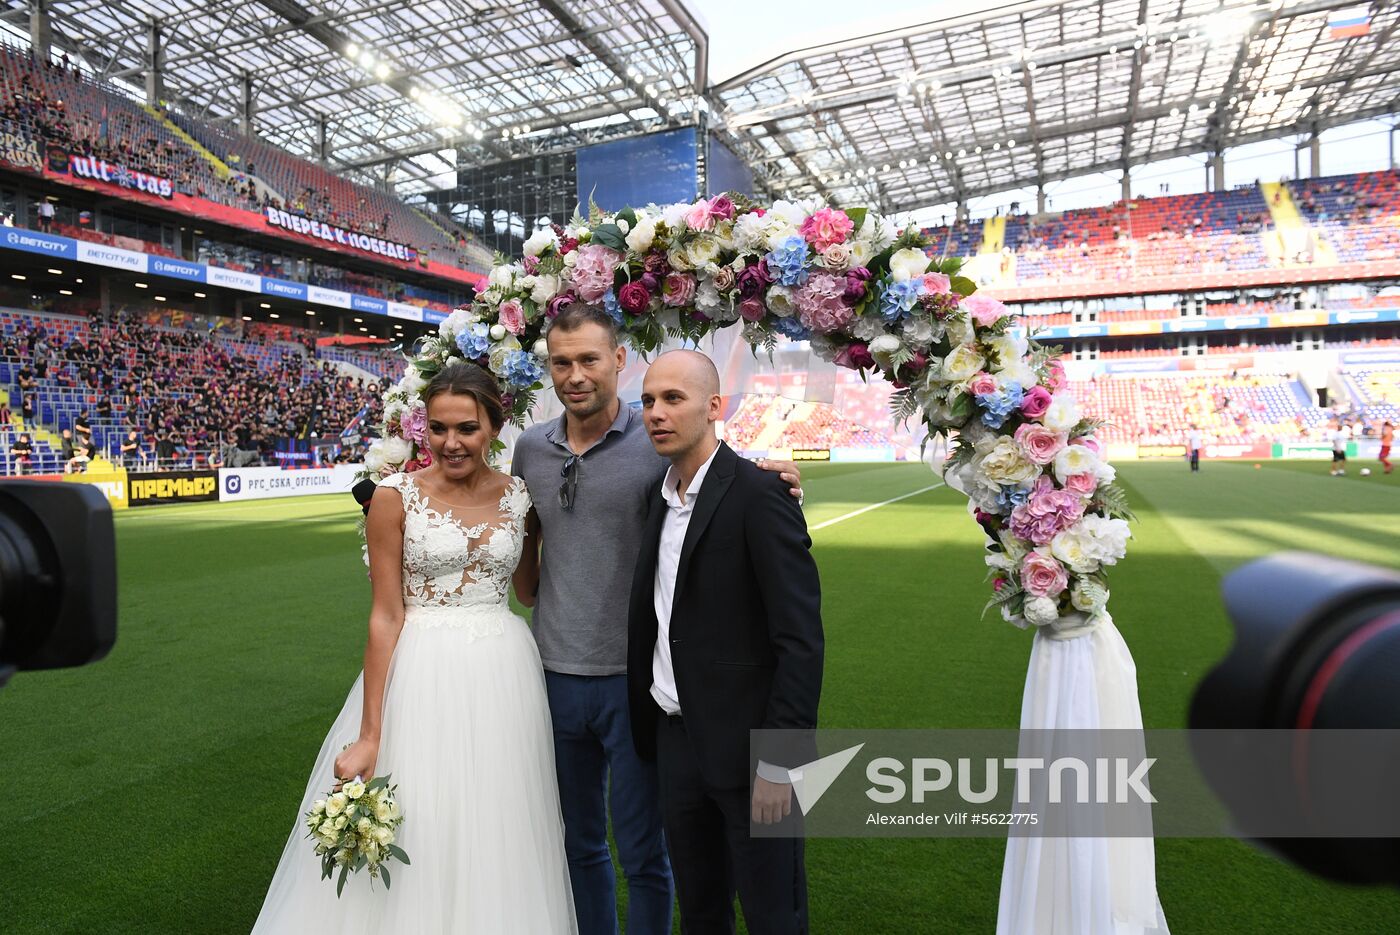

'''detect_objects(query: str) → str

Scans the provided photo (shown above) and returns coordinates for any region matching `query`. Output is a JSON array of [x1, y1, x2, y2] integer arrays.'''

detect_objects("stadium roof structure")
[[8, 0, 1396, 214], [711, 0, 1400, 214], [4, 0, 708, 193]]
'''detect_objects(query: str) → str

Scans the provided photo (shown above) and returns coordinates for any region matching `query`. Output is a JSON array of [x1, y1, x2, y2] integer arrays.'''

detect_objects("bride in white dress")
[[252, 362, 576, 934]]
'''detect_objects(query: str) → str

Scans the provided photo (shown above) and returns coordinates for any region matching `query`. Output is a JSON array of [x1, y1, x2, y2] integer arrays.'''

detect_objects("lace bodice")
[[380, 472, 531, 611]]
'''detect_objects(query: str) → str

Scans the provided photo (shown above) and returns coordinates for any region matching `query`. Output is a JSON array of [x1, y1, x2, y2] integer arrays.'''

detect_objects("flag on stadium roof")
[[1329, 6, 1371, 39]]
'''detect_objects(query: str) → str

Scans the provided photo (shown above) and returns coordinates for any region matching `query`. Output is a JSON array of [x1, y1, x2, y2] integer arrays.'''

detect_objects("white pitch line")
[[809, 482, 945, 532]]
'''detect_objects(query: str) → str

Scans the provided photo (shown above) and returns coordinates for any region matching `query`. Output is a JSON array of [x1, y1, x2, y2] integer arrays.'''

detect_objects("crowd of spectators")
[[2, 310, 385, 474]]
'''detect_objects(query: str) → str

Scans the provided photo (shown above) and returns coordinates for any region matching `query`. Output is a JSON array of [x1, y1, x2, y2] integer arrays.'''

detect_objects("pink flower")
[[684, 199, 716, 232], [964, 294, 1008, 327], [521, 255, 541, 275], [709, 196, 736, 222], [1074, 435, 1103, 457], [799, 207, 856, 251], [739, 297, 766, 322], [662, 272, 697, 307], [712, 265, 737, 293], [1009, 476, 1086, 546], [843, 267, 872, 303], [1063, 472, 1098, 496], [1020, 385, 1053, 419], [793, 272, 855, 334], [618, 281, 651, 314], [1045, 358, 1068, 393], [1015, 423, 1068, 465], [921, 272, 952, 295], [498, 299, 526, 335], [834, 341, 875, 370], [400, 404, 428, 446], [571, 244, 622, 302], [968, 371, 999, 397], [1021, 549, 1069, 598], [545, 292, 575, 319]]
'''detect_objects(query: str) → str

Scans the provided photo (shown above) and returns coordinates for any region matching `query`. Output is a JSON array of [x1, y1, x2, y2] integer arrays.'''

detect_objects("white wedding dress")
[[252, 472, 576, 934]]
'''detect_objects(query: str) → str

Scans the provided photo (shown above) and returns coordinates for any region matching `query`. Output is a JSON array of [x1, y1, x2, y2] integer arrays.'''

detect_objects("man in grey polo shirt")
[[512, 304, 802, 935]]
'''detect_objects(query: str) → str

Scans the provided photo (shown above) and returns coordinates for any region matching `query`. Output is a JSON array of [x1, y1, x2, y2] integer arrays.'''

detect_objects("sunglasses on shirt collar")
[[559, 454, 580, 511]]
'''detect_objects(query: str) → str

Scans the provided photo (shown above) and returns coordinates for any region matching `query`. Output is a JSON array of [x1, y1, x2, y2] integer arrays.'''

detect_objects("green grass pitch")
[[2, 457, 1399, 933]]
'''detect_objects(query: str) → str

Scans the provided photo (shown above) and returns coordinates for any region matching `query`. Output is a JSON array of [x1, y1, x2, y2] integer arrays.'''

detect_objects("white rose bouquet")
[[305, 774, 409, 896]]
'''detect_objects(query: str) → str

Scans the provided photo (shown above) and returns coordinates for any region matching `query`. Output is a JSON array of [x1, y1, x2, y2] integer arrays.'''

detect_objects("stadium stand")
[[0, 307, 384, 474], [0, 43, 490, 273]]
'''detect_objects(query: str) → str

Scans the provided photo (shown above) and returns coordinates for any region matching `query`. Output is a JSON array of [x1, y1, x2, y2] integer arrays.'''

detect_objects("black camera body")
[[0, 480, 117, 684], [1192, 552, 1400, 886]]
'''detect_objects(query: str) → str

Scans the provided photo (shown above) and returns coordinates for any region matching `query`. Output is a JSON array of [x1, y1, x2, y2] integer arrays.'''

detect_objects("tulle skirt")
[[251, 604, 577, 934]]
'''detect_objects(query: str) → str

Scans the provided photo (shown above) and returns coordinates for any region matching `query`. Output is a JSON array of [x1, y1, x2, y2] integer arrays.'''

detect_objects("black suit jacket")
[[628, 441, 823, 790]]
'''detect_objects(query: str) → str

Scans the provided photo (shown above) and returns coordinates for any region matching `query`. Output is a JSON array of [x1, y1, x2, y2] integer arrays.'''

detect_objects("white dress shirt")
[[650, 441, 720, 715], [650, 442, 791, 785]]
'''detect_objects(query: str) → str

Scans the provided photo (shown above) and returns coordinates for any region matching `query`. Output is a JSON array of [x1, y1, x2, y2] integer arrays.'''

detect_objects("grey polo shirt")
[[512, 404, 668, 676]]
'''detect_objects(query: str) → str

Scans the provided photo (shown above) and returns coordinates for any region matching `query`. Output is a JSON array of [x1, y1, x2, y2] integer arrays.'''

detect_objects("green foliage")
[[950, 275, 977, 297], [841, 206, 868, 233], [589, 223, 627, 252]]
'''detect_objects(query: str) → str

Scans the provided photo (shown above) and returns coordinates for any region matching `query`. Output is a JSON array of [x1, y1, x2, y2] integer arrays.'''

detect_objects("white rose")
[[374, 826, 395, 847], [311, 799, 327, 816], [1024, 596, 1061, 628], [868, 334, 902, 368], [763, 219, 801, 250], [1094, 460, 1117, 485], [766, 285, 796, 318], [488, 334, 522, 373], [343, 781, 366, 800], [941, 344, 986, 382], [487, 264, 515, 289], [686, 235, 721, 269], [522, 228, 559, 257], [625, 217, 658, 253], [374, 799, 394, 822], [318, 819, 339, 838], [1049, 523, 1099, 574], [768, 199, 807, 228], [1081, 515, 1131, 567], [533, 338, 549, 358], [1053, 444, 1101, 482], [381, 399, 407, 427], [364, 442, 387, 474], [326, 793, 348, 817], [889, 247, 932, 282], [357, 816, 373, 833], [379, 435, 412, 467], [973, 436, 1039, 487], [562, 251, 577, 268], [530, 273, 560, 306], [1041, 393, 1081, 432], [986, 332, 1029, 369], [667, 246, 693, 272], [488, 323, 506, 341], [997, 360, 1039, 390], [615, 217, 630, 234]]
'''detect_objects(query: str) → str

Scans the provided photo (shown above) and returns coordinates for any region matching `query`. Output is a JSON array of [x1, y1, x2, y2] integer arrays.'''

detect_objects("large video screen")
[[576, 128, 698, 212]]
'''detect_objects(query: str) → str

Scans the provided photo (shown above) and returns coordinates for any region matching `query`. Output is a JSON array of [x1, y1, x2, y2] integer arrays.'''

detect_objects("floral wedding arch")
[[364, 194, 1134, 638]]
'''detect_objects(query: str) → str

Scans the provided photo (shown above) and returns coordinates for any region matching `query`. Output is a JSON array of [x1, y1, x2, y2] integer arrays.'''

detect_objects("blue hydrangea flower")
[[764, 235, 810, 287], [602, 288, 624, 326], [976, 381, 1024, 429], [455, 322, 491, 358], [772, 316, 812, 341], [995, 485, 1031, 512], [879, 278, 922, 322], [501, 349, 545, 389]]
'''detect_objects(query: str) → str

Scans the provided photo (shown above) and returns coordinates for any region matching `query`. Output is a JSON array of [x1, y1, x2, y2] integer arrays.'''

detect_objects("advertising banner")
[[264, 206, 417, 263], [63, 465, 129, 510], [127, 470, 218, 506], [217, 464, 361, 502]]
